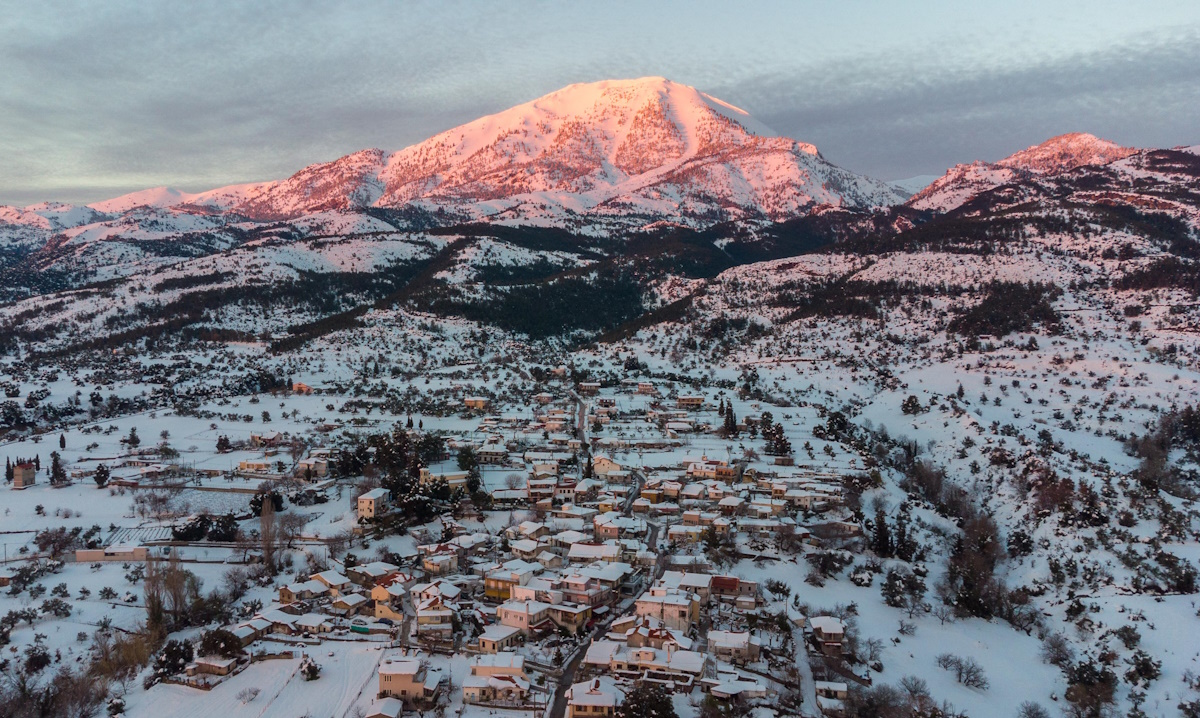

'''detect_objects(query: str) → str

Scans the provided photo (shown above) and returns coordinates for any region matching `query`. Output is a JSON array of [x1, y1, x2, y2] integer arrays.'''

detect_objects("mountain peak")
[[230, 77, 899, 222], [996, 132, 1137, 174]]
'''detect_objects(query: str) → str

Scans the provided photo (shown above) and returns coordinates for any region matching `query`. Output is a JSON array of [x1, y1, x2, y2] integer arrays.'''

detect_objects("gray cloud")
[[1, 2, 1197, 204], [717, 28, 1200, 180]]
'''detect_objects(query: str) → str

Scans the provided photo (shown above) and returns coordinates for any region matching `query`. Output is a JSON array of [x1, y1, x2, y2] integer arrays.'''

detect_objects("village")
[[0, 367, 870, 718]]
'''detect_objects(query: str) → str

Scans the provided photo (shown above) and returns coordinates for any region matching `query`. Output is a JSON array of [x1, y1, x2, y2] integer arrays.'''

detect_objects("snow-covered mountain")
[[235, 77, 903, 223], [908, 132, 1138, 212], [1, 77, 902, 238]]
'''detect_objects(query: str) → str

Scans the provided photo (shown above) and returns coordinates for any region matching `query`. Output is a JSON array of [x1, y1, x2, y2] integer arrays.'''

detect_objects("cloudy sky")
[[2, 0, 1198, 205]]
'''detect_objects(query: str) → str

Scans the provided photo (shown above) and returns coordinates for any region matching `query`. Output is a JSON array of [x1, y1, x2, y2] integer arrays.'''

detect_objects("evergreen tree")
[[5, 458, 11, 484], [58, 433, 65, 450], [894, 503, 917, 561], [616, 682, 678, 718], [127, 427, 140, 448], [216, 435, 232, 453], [49, 451, 67, 486], [723, 407, 738, 436], [249, 490, 284, 515], [94, 464, 110, 488], [872, 506, 892, 557], [34, 455, 40, 471]]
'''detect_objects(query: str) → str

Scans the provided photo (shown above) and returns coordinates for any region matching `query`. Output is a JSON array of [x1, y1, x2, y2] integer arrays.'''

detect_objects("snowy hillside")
[[909, 133, 1139, 213], [238, 78, 903, 223]]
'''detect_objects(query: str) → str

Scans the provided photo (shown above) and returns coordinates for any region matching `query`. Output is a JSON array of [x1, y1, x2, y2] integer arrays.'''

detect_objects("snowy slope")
[[909, 132, 1138, 212], [236, 77, 904, 223]]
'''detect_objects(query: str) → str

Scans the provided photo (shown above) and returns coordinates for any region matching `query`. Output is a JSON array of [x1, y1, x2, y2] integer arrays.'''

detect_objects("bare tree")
[[936, 653, 988, 689], [1040, 633, 1074, 667], [278, 512, 308, 549], [1018, 702, 1050, 718]]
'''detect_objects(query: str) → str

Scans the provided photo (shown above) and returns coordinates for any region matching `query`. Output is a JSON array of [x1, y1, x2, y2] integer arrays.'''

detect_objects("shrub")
[[936, 654, 988, 689]]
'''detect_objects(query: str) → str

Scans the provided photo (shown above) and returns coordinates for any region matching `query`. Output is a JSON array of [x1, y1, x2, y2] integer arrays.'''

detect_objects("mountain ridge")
[[1, 77, 903, 231], [908, 132, 1138, 212]]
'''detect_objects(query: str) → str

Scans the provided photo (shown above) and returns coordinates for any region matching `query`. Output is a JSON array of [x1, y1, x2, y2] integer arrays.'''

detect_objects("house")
[[591, 455, 622, 477], [484, 560, 539, 601], [586, 643, 707, 688], [710, 575, 759, 605], [410, 579, 463, 604], [659, 571, 713, 605], [12, 463, 35, 489], [478, 624, 524, 653], [462, 652, 529, 705], [609, 615, 691, 650], [547, 602, 593, 634], [566, 679, 623, 718], [676, 395, 704, 409], [422, 550, 458, 576], [310, 570, 352, 597], [230, 617, 272, 646], [418, 467, 470, 491], [372, 579, 409, 622], [415, 596, 455, 635], [347, 561, 400, 587], [249, 431, 283, 448], [578, 382, 601, 395], [511, 523, 549, 540], [666, 525, 704, 544], [707, 630, 762, 664], [568, 543, 620, 564], [292, 382, 313, 395], [331, 592, 370, 617], [366, 697, 403, 718], [497, 599, 553, 634], [634, 588, 700, 630], [816, 681, 849, 717], [295, 613, 332, 634], [279, 579, 330, 604], [469, 653, 525, 680], [809, 616, 845, 657], [378, 658, 444, 706], [238, 460, 272, 474], [705, 674, 769, 701], [190, 655, 237, 676], [74, 544, 150, 562], [478, 446, 508, 465], [559, 573, 612, 607], [358, 488, 390, 519], [509, 538, 544, 561], [297, 458, 328, 478], [464, 397, 489, 410], [816, 681, 849, 700], [637, 382, 657, 395]]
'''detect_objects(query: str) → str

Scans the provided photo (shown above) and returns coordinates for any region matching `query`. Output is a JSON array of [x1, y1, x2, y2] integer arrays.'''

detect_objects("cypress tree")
[[873, 506, 892, 558]]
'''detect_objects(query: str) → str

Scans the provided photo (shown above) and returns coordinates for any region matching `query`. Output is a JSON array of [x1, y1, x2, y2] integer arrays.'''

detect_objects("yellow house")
[[379, 658, 443, 706], [357, 488, 390, 519]]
